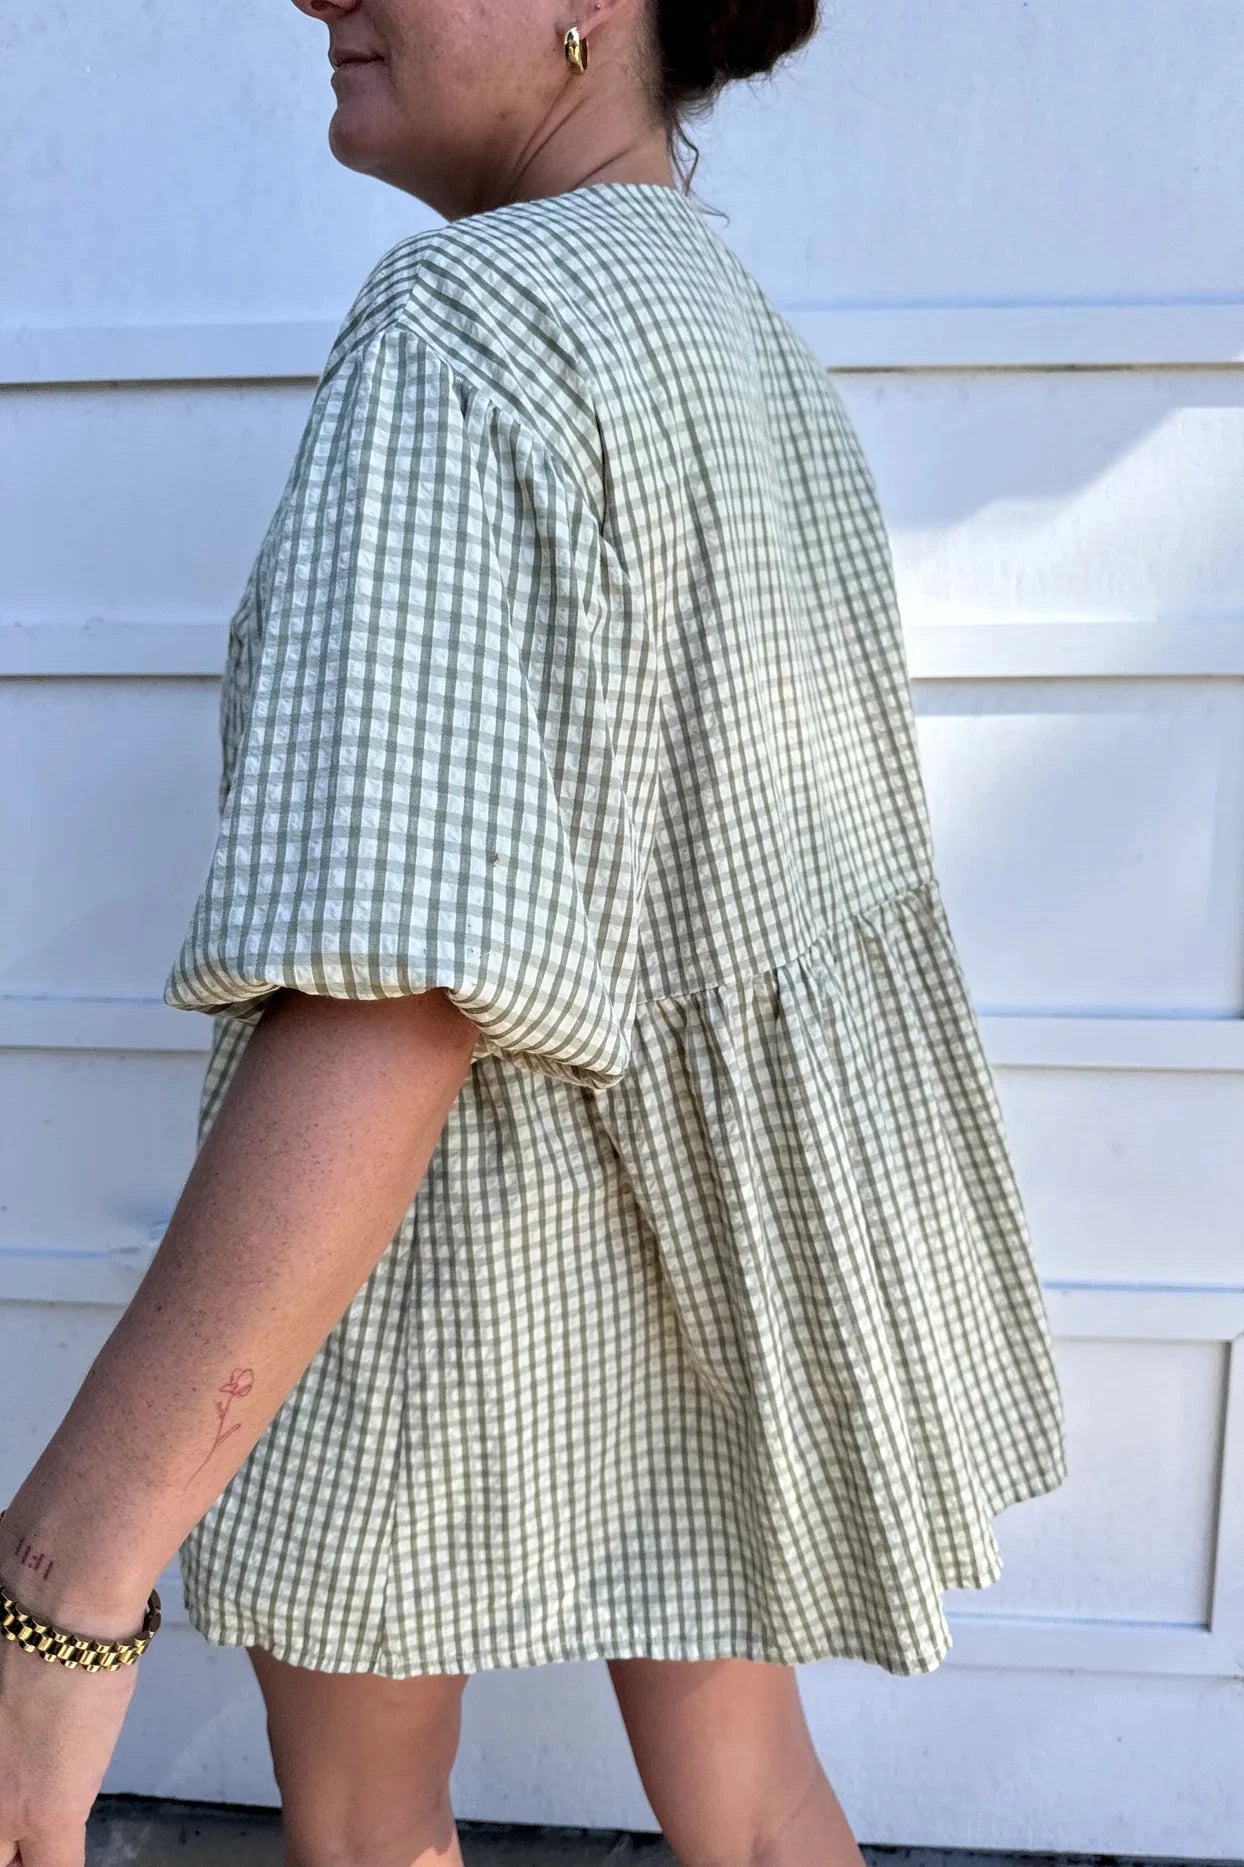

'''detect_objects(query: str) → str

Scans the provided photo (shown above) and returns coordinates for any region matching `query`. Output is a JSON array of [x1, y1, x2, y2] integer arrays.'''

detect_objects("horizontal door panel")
[[948, 1334, 1227, 1628], [0, 382, 311, 620], [0, 1051, 201, 1260], [0, 679, 222, 996], [996, 1066, 1244, 1287], [0, 1303, 119, 1483], [838, 369, 1244, 624], [915, 677, 1244, 1014], [6, 4, 1242, 325], [5, 672, 1244, 1015]]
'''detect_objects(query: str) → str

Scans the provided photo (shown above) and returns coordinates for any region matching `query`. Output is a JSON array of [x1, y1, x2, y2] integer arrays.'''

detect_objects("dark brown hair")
[[650, 0, 821, 193]]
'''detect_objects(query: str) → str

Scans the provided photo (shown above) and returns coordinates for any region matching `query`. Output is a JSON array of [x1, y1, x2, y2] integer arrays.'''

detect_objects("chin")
[[327, 101, 404, 180]]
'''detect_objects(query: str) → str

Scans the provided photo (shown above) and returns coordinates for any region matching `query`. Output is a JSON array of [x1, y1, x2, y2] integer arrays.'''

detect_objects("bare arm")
[[0, 986, 479, 1637]]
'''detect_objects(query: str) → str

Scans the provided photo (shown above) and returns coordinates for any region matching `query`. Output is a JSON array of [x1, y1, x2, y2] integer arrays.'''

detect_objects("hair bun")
[[659, 0, 820, 99]]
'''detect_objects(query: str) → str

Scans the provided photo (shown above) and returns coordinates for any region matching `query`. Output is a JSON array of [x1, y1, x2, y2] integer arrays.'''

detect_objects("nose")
[[290, 0, 359, 18]]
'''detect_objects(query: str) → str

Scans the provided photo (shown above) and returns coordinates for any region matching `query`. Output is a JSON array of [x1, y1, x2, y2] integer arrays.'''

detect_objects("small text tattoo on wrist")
[[16, 1532, 55, 1581]]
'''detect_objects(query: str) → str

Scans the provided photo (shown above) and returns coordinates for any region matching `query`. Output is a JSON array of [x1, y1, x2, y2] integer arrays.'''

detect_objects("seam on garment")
[[637, 870, 939, 1012], [390, 306, 602, 516]]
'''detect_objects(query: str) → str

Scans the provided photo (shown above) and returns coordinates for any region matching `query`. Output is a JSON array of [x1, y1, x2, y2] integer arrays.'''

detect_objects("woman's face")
[[291, 0, 646, 218]]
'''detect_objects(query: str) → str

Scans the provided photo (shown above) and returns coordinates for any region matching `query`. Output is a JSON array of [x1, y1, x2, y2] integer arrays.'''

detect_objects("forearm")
[[1, 987, 477, 1636]]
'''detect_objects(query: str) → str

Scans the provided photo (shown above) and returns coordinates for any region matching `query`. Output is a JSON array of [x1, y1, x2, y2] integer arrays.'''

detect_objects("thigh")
[[247, 1644, 469, 1866], [607, 1658, 861, 1867]]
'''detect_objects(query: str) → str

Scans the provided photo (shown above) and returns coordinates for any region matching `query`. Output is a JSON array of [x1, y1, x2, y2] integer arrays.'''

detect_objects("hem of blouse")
[[179, 1445, 1067, 1683], [637, 868, 940, 1012]]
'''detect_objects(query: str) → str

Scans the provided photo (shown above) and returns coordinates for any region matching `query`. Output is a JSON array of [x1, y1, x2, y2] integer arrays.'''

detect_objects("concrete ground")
[[81, 1797, 1240, 1866], [86, 1800, 676, 1862], [85, 1797, 672, 1861]]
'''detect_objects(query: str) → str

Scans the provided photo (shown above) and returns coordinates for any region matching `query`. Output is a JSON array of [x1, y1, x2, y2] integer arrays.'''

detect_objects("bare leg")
[[608, 1657, 866, 1867], [247, 1644, 469, 1867]]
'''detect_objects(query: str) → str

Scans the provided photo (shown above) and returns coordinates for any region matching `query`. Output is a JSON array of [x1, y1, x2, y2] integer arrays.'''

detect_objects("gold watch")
[[0, 1509, 161, 1671]]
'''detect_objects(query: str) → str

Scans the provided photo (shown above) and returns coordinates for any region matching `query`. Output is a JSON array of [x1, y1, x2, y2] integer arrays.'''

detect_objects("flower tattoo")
[[185, 1366, 255, 1486]]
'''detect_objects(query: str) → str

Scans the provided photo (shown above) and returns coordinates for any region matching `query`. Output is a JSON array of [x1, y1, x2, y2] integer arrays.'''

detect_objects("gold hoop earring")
[[564, 24, 588, 73]]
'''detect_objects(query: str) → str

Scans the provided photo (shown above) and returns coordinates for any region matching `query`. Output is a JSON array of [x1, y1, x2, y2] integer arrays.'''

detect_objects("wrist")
[[0, 1501, 158, 1642]]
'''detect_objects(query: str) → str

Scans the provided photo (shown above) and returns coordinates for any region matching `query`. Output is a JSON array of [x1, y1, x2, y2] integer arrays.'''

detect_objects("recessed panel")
[[913, 678, 1244, 1015], [6, 3, 1242, 322], [0, 1304, 119, 1480], [836, 370, 1244, 624], [0, 1051, 203, 1258], [995, 1066, 1244, 1288], [0, 678, 223, 997], [0, 382, 313, 622], [948, 1335, 1226, 1627]]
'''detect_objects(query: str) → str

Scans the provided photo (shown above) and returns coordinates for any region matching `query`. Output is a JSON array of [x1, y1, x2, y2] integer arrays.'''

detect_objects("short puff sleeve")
[[163, 321, 660, 1091]]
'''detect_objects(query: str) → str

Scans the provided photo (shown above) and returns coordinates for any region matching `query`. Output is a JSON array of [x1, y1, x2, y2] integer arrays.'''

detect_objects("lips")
[[329, 49, 383, 68]]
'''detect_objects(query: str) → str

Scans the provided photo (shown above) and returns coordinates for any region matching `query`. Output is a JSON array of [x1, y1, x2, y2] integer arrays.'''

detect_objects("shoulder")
[[318, 205, 605, 495]]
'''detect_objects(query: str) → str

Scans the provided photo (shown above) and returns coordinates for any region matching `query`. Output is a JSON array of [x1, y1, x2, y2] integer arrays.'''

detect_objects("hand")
[[0, 1630, 141, 1867]]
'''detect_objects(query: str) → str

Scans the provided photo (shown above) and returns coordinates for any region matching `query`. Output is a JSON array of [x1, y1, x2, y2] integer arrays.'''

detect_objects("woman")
[[0, 1, 1068, 1862]]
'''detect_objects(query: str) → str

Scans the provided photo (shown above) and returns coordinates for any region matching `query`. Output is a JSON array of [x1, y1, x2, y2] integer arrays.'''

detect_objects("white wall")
[[3, 1, 1243, 1854]]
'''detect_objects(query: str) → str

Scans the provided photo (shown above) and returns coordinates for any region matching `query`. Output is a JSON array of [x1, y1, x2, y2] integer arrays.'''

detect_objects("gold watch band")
[[0, 1509, 161, 1672]]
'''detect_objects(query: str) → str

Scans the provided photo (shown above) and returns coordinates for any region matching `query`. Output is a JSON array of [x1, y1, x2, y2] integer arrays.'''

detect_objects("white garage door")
[[2, 2, 1242, 1854]]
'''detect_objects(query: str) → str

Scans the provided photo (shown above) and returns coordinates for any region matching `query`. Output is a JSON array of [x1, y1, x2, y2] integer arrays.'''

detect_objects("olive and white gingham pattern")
[[167, 182, 1068, 1679]]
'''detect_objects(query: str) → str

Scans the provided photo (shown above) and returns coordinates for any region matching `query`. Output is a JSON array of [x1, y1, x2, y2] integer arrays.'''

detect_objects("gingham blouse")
[[165, 181, 1067, 1679]]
